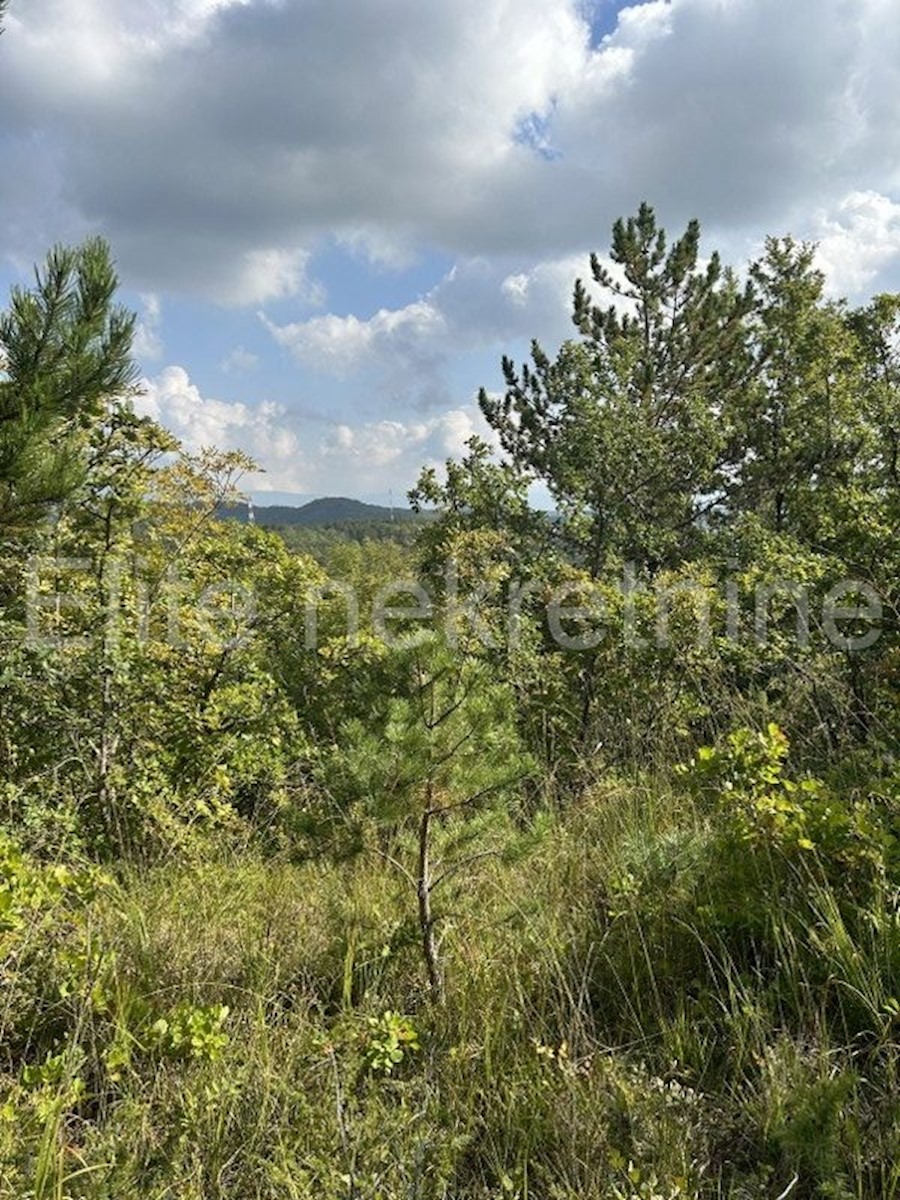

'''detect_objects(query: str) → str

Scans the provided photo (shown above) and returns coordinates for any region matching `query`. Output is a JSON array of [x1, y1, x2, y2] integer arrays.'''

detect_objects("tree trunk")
[[416, 805, 443, 1002]]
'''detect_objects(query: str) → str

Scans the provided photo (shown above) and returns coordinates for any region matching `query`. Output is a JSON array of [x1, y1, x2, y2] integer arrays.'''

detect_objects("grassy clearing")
[[2, 771, 897, 1200]]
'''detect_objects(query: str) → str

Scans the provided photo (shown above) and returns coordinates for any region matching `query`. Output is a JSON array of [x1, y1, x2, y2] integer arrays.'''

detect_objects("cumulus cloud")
[[264, 300, 446, 381], [321, 410, 480, 477], [0, 0, 588, 298], [263, 253, 601, 406], [814, 191, 900, 298], [5, 0, 899, 302], [261, 299, 449, 408], [487, 0, 900, 254], [136, 365, 302, 488], [218, 247, 324, 308], [4, 0, 900, 496], [312, 406, 485, 495], [137, 365, 485, 495]]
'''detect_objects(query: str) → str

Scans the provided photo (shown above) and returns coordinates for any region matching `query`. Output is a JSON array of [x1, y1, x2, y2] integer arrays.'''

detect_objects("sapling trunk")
[[417, 803, 443, 1002]]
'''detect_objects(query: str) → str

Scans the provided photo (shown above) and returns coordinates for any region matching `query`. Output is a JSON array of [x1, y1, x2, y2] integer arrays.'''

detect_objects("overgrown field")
[[3, 753, 899, 1198], [3, 211, 900, 1196]]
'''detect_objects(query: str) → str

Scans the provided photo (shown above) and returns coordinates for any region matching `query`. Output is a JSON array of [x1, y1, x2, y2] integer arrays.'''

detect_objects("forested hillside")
[[217, 499, 432, 566], [1, 208, 899, 1198], [219, 497, 424, 528]]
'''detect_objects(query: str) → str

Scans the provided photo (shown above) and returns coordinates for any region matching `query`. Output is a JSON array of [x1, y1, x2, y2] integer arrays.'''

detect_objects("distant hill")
[[219, 496, 421, 528]]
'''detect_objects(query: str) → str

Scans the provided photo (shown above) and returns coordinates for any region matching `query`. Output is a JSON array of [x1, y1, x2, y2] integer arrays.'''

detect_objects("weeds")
[[2, 744, 898, 1198]]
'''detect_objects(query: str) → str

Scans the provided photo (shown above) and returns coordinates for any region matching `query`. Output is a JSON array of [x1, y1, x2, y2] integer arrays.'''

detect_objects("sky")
[[2, 0, 900, 504]]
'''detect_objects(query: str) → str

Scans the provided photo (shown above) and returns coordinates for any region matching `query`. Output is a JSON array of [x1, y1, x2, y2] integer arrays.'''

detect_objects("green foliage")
[[684, 724, 895, 881], [724, 238, 870, 544], [0, 790, 896, 1197], [0, 433, 320, 856], [360, 1010, 421, 1076], [475, 203, 754, 571], [321, 633, 533, 997], [328, 634, 529, 824], [0, 830, 106, 925], [277, 517, 429, 564], [0, 829, 112, 1099], [0, 239, 140, 531], [2, 218, 900, 1196], [149, 1002, 231, 1063], [412, 204, 900, 783]]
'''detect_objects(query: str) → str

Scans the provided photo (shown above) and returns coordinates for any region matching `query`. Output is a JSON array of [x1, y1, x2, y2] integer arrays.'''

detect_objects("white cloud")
[[132, 293, 163, 361], [262, 252, 604, 405], [5, 0, 900, 497], [220, 247, 324, 308], [220, 345, 259, 373], [4, 0, 900, 300], [136, 365, 486, 495], [136, 366, 299, 477], [336, 228, 419, 272], [263, 299, 448, 380], [310, 407, 484, 495], [814, 191, 900, 298], [322, 410, 479, 471], [0, 0, 589, 298]]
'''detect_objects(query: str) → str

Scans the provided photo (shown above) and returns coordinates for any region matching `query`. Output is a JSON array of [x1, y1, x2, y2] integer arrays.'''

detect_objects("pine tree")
[[0, 239, 139, 532], [327, 635, 530, 1000], [480, 203, 755, 573], [727, 237, 867, 541]]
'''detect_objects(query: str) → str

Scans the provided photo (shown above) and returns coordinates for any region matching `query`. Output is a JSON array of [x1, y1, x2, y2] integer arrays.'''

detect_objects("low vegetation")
[[1, 207, 899, 1197]]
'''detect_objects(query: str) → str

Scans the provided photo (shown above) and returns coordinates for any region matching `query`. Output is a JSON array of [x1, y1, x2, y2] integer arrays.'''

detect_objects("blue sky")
[[2, 0, 900, 503]]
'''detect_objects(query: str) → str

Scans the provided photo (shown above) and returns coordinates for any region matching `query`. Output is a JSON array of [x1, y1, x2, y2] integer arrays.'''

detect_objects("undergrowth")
[[2, 738, 898, 1199]]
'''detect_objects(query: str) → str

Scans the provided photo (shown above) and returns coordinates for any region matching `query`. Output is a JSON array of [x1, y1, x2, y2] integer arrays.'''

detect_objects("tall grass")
[[2, 775, 898, 1199]]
